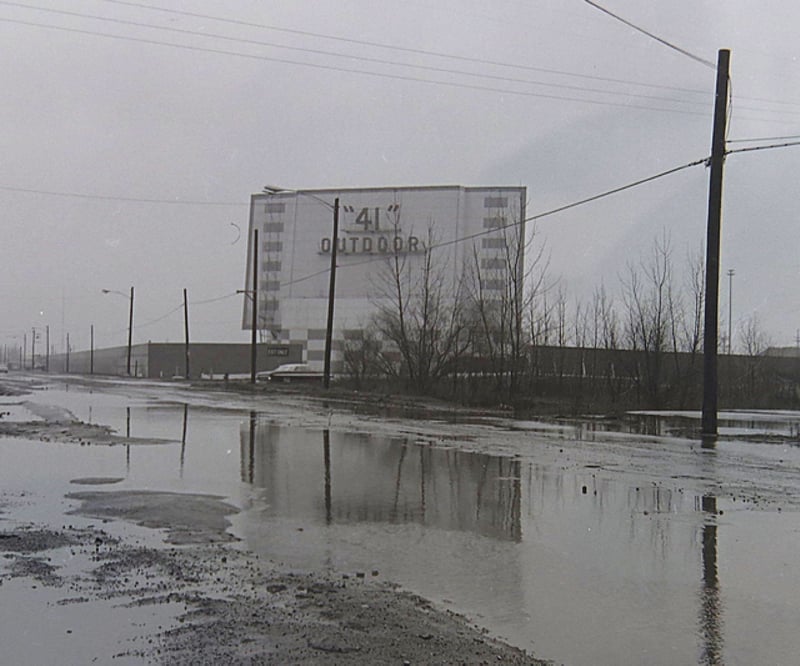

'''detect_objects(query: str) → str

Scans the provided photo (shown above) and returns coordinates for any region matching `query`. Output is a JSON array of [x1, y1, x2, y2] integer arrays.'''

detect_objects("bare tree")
[[465, 211, 537, 400], [739, 313, 770, 356], [372, 224, 472, 394], [621, 232, 674, 407], [734, 313, 772, 405], [342, 325, 382, 389], [666, 250, 705, 407]]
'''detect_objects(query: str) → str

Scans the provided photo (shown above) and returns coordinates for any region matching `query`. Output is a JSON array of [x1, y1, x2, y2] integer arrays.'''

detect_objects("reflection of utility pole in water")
[[246, 411, 256, 484], [419, 447, 426, 522], [179, 403, 188, 477], [126, 406, 131, 474], [698, 435, 723, 665], [323, 429, 332, 525], [699, 494, 723, 665], [391, 442, 408, 522]]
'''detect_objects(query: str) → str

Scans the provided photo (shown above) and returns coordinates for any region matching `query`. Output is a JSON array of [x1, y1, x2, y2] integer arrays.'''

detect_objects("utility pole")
[[127, 286, 134, 376], [31, 327, 35, 371], [701, 49, 731, 438], [46, 325, 50, 372], [323, 197, 340, 389], [250, 228, 259, 384], [90, 324, 94, 374], [727, 269, 735, 354], [66, 332, 70, 373], [183, 288, 190, 379]]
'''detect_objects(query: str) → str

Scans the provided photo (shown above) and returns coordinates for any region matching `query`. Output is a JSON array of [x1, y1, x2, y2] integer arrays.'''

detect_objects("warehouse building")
[[48, 342, 302, 379], [242, 185, 527, 369]]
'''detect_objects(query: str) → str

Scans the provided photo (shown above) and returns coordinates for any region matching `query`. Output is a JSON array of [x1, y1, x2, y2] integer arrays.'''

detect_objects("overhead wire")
[[728, 133, 800, 144], [188, 292, 241, 306], [583, 0, 716, 69], [2, 2, 799, 116], [726, 139, 800, 155], [98, 0, 711, 96], [0, 183, 246, 206], [0, 14, 713, 117], [101, 0, 800, 112], [274, 156, 710, 283], [4, 4, 800, 121], [0, 1, 714, 108], [104, 292, 242, 337]]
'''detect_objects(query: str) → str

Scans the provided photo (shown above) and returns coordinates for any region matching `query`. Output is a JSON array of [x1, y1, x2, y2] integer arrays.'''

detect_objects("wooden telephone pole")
[[701, 49, 731, 438], [250, 228, 258, 384], [323, 197, 340, 389], [183, 288, 190, 379]]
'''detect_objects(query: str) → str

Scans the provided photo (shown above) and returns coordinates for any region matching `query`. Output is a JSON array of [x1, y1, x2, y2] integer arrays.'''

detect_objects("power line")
[[0, 16, 713, 117], [100, 0, 712, 97], [108, 293, 240, 335], [726, 139, 800, 155], [0, 183, 245, 205], [134, 292, 245, 331], [189, 292, 240, 306], [133, 303, 183, 329], [277, 156, 709, 283], [6, 4, 800, 115], [728, 133, 800, 144], [436, 157, 710, 249], [9, 8, 800, 120], [96, 292, 242, 338], [583, 0, 716, 69], [0, 1, 714, 108]]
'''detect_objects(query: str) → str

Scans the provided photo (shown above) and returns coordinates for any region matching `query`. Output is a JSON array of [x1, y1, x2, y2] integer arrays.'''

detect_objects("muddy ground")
[[0, 381, 548, 665]]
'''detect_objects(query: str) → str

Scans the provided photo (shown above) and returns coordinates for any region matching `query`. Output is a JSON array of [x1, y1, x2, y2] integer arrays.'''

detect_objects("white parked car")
[[256, 363, 324, 382]]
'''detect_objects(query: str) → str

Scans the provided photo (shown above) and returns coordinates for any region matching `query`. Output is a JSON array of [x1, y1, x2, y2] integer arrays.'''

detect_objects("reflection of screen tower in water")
[[238, 423, 522, 541]]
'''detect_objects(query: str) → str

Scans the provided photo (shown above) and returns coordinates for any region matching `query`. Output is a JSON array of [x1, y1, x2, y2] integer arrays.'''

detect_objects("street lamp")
[[262, 187, 340, 389], [102, 287, 134, 376], [236, 227, 259, 384]]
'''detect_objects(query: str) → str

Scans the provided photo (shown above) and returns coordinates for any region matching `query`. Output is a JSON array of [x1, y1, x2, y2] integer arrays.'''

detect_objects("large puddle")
[[7, 380, 800, 665]]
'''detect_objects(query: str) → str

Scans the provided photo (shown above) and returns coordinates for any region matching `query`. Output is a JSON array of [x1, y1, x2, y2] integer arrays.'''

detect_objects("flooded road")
[[6, 375, 800, 665]]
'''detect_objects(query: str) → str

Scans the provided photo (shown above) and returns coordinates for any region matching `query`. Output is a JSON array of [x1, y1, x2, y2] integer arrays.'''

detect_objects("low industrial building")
[[47, 342, 302, 379]]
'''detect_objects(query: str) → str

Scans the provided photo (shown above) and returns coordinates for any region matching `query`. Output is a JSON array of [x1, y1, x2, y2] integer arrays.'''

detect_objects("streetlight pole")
[[262, 186, 340, 388], [102, 287, 134, 376], [183, 288, 190, 379]]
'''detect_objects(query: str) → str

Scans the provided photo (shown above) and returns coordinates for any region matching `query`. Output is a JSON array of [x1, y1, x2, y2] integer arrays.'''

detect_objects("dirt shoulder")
[[2, 487, 546, 665]]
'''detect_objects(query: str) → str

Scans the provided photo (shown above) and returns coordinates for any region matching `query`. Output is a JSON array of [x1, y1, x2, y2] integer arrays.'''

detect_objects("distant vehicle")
[[0, 363, 8, 373], [256, 363, 324, 382]]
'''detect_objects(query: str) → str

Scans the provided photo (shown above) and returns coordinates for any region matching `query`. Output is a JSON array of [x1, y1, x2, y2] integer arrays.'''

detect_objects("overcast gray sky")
[[2, 0, 799, 354]]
